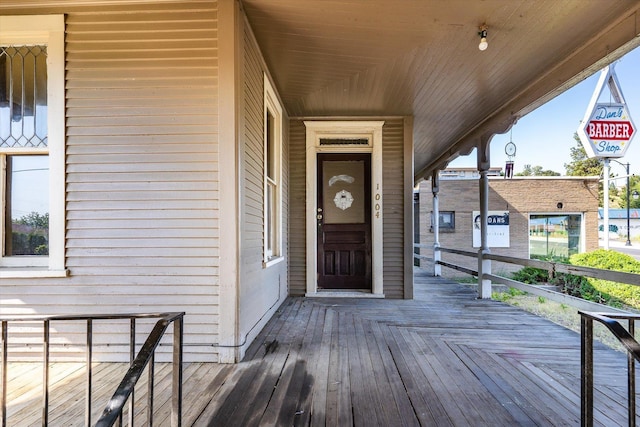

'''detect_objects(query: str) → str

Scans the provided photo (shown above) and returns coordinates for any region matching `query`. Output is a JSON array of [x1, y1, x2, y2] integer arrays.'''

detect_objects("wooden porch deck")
[[4, 271, 637, 426]]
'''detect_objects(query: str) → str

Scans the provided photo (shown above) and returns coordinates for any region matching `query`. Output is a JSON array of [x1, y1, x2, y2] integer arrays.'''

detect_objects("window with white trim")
[[263, 74, 282, 265], [0, 16, 65, 276]]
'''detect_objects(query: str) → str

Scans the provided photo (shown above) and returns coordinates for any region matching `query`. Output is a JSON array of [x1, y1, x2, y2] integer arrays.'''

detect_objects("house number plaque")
[[375, 184, 381, 218]]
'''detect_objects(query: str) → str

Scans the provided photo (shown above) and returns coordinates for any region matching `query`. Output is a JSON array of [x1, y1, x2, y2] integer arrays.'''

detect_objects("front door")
[[317, 153, 372, 290]]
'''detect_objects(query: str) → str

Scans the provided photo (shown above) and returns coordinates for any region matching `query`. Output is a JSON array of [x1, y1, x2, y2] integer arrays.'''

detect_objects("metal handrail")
[[0, 312, 184, 427], [579, 312, 640, 427]]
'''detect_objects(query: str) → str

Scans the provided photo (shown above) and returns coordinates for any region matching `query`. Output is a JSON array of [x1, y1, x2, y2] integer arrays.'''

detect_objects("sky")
[[449, 44, 640, 180]]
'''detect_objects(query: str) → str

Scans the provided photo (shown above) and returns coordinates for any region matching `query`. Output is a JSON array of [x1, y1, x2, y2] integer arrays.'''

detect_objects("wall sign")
[[472, 210, 510, 248]]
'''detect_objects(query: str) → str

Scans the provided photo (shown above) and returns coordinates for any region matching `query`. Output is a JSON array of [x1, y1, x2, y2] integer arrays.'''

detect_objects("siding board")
[[287, 120, 307, 296], [383, 119, 406, 299], [236, 14, 289, 359], [0, 2, 221, 362]]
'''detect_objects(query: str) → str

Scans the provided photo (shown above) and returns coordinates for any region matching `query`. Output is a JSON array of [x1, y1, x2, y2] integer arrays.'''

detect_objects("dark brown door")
[[317, 153, 371, 290]]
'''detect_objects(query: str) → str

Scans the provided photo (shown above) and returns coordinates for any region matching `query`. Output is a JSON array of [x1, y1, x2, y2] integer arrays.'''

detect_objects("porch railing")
[[0, 312, 184, 427], [579, 312, 640, 427], [414, 243, 640, 425], [414, 243, 640, 308]]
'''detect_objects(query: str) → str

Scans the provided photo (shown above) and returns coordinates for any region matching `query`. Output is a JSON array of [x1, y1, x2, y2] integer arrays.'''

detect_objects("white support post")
[[431, 171, 441, 277], [603, 158, 610, 250], [477, 137, 492, 299]]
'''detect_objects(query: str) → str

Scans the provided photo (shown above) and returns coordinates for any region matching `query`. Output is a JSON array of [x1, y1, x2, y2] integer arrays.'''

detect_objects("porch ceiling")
[[241, 0, 640, 181], [3, 1, 640, 181]]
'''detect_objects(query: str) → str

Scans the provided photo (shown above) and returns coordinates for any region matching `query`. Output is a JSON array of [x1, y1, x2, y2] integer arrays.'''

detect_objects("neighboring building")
[[598, 208, 640, 241], [418, 177, 600, 275], [439, 167, 502, 180]]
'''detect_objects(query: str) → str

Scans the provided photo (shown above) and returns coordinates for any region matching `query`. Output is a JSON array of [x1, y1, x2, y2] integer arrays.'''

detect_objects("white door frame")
[[304, 121, 384, 296]]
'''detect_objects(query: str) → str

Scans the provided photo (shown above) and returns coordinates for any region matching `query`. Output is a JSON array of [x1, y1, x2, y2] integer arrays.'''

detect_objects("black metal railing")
[[0, 312, 184, 427], [579, 312, 640, 427]]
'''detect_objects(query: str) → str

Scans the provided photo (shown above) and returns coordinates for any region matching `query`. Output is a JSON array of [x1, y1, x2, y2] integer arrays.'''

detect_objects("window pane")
[[266, 181, 278, 257], [5, 155, 49, 256], [266, 182, 273, 253], [266, 110, 275, 179], [0, 45, 48, 148], [529, 214, 581, 259]]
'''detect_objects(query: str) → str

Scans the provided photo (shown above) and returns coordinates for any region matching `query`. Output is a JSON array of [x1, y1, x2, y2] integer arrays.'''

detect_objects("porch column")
[[431, 171, 441, 276], [477, 136, 492, 299], [217, 0, 242, 362]]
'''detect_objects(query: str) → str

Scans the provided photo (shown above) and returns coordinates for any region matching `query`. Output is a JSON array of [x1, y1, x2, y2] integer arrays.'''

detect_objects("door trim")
[[304, 121, 384, 296]]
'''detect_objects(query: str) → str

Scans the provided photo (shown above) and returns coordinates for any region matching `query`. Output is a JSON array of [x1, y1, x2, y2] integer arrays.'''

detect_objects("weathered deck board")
[[3, 272, 640, 426], [195, 272, 639, 426]]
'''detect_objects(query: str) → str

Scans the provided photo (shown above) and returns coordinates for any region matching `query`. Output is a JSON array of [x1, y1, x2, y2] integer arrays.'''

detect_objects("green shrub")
[[512, 267, 548, 284], [508, 287, 526, 296], [556, 249, 640, 309], [531, 253, 569, 264], [570, 249, 640, 274]]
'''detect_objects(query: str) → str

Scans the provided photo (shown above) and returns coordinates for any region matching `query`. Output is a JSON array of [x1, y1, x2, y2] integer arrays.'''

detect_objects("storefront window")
[[529, 214, 582, 259]]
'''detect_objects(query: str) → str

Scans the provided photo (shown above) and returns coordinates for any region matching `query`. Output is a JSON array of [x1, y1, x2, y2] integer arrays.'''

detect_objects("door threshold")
[[305, 291, 385, 298]]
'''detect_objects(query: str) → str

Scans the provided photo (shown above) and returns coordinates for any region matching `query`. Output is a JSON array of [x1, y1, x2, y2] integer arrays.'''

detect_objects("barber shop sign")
[[577, 64, 636, 158]]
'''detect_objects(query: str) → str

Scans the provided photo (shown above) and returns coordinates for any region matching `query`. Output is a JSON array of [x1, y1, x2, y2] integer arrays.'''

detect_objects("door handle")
[[317, 214, 323, 220]]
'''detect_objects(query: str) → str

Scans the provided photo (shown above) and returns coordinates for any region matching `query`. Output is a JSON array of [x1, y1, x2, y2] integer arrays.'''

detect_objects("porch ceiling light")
[[478, 24, 488, 51]]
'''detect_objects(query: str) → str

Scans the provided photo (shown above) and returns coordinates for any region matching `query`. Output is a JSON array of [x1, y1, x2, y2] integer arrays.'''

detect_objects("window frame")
[[528, 213, 585, 258], [430, 211, 455, 232], [263, 74, 283, 267], [0, 15, 66, 277]]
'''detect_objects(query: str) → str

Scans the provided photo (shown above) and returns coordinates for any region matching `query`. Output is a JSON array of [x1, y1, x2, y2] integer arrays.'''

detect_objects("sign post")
[[577, 64, 636, 249]]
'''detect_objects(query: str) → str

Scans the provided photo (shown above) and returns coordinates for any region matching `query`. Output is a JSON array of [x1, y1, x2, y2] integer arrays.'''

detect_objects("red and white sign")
[[587, 118, 632, 141], [579, 103, 635, 157], [577, 66, 636, 158]]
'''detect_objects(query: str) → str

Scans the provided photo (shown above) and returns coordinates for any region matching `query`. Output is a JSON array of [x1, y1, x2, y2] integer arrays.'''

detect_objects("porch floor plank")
[[3, 272, 640, 426]]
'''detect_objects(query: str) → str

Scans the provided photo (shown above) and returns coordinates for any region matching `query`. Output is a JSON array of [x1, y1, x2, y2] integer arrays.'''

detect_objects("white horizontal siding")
[[287, 120, 307, 296], [236, 16, 288, 358], [382, 119, 406, 298], [0, 2, 221, 362]]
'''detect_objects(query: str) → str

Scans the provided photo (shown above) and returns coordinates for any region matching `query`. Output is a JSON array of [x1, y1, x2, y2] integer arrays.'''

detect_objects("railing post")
[[172, 316, 183, 427], [130, 318, 136, 427], [581, 315, 594, 427], [148, 352, 155, 426], [86, 319, 93, 427], [2, 321, 7, 427], [43, 320, 50, 427]]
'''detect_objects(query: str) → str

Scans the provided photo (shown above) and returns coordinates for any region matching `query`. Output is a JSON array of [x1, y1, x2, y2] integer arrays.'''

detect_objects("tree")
[[564, 133, 607, 205], [619, 174, 640, 209], [515, 164, 560, 177], [564, 133, 602, 177], [16, 211, 49, 229], [11, 212, 49, 255]]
